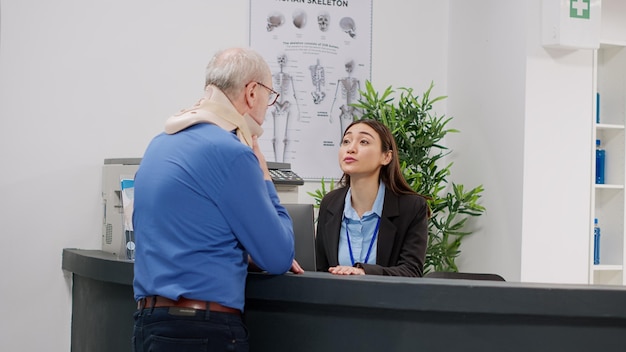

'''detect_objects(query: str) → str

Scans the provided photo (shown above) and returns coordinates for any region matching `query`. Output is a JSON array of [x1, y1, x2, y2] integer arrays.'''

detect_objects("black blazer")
[[315, 186, 429, 277]]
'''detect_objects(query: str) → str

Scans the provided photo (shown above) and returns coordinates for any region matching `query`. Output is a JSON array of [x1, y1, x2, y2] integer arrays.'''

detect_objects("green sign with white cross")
[[570, 0, 590, 19]]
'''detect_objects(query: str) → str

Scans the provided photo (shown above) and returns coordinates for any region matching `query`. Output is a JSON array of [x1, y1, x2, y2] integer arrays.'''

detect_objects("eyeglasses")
[[254, 81, 280, 106]]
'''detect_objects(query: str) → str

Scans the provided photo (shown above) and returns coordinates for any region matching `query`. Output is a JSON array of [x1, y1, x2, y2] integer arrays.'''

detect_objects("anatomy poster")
[[250, 0, 373, 180]]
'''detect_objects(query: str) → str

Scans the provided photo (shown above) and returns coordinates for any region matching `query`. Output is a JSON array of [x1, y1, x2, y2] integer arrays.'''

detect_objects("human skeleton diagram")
[[330, 60, 361, 138], [309, 59, 326, 104], [271, 54, 300, 163]]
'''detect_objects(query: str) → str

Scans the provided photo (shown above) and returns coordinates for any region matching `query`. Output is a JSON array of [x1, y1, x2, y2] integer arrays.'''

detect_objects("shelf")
[[591, 264, 623, 271], [600, 41, 626, 48], [595, 184, 625, 190], [596, 123, 625, 130], [590, 30, 626, 286]]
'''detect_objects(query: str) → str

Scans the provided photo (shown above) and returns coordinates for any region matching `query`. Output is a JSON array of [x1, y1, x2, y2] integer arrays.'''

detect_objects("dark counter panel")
[[62, 249, 626, 352]]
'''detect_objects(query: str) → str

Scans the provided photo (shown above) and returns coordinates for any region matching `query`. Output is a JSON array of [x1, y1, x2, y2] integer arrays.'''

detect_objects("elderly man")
[[132, 47, 303, 352]]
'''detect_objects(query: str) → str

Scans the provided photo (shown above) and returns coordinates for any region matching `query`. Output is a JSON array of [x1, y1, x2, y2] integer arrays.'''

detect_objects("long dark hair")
[[338, 119, 417, 197]]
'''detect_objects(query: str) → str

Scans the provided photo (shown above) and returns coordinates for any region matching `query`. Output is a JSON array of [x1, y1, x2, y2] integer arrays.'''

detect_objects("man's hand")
[[252, 135, 272, 181], [249, 256, 305, 275], [290, 259, 304, 274]]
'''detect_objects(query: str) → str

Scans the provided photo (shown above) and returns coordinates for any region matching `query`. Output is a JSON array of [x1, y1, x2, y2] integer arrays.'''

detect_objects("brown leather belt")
[[138, 296, 240, 315]]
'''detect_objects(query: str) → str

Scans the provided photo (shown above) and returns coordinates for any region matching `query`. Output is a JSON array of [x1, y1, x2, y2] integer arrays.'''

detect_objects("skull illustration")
[[317, 12, 330, 32], [292, 10, 307, 29], [339, 17, 356, 38], [277, 54, 287, 67], [267, 13, 285, 32], [345, 60, 355, 74]]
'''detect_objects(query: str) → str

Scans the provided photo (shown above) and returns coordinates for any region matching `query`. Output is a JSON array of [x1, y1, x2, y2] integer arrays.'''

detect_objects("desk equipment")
[[101, 158, 140, 260], [283, 203, 316, 271], [267, 162, 304, 203], [267, 161, 304, 185]]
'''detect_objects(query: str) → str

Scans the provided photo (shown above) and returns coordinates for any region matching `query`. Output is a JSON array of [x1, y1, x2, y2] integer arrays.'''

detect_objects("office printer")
[[101, 158, 141, 260], [100, 158, 304, 258], [266, 161, 304, 203]]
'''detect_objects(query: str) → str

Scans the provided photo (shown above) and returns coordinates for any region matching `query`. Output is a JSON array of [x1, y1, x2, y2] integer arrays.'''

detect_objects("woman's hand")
[[328, 265, 365, 275]]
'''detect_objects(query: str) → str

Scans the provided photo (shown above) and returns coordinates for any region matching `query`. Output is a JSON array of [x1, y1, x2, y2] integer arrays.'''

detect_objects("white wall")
[[521, 0, 593, 283], [446, 1, 528, 281], [446, 0, 594, 283], [0, 1, 447, 351], [0, 2, 249, 351]]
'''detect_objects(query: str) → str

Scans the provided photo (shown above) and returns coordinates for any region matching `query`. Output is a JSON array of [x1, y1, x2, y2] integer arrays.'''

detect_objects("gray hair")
[[204, 47, 270, 100]]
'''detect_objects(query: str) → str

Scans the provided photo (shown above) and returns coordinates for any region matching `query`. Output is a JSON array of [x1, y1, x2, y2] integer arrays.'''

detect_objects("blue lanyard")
[[345, 217, 381, 266]]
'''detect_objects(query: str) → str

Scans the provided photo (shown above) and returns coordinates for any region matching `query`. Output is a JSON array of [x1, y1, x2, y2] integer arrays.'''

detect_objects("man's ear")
[[245, 82, 257, 108]]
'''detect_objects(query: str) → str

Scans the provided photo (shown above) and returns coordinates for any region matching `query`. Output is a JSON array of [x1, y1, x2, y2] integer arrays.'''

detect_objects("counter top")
[[62, 248, 626, 320]]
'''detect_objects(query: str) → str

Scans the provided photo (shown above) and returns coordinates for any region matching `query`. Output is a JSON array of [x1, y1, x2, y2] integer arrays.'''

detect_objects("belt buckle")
[[168, 307, 198, 316], [137, 298, 147, 311]]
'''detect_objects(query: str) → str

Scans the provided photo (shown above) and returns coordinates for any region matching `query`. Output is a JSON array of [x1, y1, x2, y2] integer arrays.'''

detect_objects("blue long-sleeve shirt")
[[132, 123, 295, 312]]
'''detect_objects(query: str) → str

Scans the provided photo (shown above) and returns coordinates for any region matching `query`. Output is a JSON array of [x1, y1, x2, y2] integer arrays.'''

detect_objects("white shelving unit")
[[590, 39, 626, 285]]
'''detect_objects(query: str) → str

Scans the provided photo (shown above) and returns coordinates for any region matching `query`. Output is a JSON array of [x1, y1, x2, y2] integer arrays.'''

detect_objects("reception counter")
[[62, 248, 626, 352]]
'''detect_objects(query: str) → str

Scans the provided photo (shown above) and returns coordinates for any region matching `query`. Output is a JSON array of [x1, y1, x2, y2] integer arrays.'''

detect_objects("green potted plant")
[[308, 81, 485, 273]]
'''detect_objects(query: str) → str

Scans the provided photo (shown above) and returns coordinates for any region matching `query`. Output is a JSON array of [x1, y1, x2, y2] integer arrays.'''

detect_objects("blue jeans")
[[133, 307, 249, 352]]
